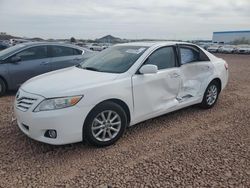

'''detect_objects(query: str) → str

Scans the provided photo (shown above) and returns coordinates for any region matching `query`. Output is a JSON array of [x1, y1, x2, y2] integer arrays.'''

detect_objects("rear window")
[[51, 46, 79, 57]]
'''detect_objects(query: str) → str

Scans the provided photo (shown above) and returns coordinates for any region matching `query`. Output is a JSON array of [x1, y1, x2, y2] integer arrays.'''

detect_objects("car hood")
[[21, 67, 119, 98]]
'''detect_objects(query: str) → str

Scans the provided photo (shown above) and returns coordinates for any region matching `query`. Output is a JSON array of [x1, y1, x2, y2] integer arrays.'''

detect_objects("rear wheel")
[[0, 78, 6, 97], [200, 81, 219, 109], [83, 101, 127, 147]]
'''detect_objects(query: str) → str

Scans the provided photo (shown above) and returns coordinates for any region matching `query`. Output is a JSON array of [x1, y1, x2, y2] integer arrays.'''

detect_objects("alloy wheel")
[[206, 84, 218, 106], [91, 110, 121, 142]]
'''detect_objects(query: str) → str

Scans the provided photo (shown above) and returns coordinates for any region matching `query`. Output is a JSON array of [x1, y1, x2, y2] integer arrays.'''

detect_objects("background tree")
[[70, 37, 76, 43]]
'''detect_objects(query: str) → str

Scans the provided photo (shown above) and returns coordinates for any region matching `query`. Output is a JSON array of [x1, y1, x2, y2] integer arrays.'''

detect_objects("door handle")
[[40, 61, 50, 65], [171, 73, 180, 78]]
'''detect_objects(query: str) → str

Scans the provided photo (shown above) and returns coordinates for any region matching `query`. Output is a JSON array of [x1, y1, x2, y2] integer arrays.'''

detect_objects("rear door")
[[49, 45, 84, 71], [7, 45, 51, 88], [177, 44, 214, 101], [132, 46, 181, 121]]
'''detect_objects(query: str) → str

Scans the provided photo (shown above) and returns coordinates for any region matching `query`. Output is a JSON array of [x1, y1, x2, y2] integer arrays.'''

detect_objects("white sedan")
[[219, 45, 236, 53], [14, 42, 229, 147], [207, 45, 221, 53]]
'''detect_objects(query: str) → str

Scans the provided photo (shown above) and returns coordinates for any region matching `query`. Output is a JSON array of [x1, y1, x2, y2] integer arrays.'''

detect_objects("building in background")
[[212, 30, 250, 44]]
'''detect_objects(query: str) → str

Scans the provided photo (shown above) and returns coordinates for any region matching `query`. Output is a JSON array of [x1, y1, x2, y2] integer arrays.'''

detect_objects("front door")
[[132, 46, 181, 121], [7, 45, 51, 88]]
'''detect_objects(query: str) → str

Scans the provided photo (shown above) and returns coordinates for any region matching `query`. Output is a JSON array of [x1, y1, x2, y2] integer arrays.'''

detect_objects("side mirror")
[[139, 64, 158, 74], [11, 56, 21, 63]]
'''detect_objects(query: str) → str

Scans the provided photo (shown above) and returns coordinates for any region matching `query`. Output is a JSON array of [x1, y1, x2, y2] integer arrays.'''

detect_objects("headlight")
[[34, 96, 83, 112]]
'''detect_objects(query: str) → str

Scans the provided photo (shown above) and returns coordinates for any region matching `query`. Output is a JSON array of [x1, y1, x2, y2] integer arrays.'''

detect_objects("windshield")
[[0, 44, 26, 60], [78, 45, 148, 73]]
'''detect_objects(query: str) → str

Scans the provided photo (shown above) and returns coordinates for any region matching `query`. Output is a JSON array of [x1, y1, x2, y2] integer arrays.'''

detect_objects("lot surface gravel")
[[0, 54, 249, 188]]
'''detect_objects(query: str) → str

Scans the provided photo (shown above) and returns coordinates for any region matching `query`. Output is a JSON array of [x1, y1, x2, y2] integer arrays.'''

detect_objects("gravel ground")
[[0, 54, 249, 188]]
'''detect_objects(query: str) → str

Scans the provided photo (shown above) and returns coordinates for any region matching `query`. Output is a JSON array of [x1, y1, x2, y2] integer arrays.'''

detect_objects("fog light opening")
[[45, 130, 57, 139]]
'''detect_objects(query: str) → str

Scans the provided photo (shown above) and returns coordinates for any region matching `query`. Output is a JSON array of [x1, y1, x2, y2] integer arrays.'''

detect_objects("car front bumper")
[[14, 89, 90, 145]]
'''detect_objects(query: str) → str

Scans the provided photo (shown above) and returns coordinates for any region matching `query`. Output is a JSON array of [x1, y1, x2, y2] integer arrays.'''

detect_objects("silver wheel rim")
[[91, 110, 121, 142], [206, 85, 218, 105]]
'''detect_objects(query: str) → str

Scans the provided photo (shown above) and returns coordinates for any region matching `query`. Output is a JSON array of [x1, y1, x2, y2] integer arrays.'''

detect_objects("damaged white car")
[[15, 42, 229, 146]]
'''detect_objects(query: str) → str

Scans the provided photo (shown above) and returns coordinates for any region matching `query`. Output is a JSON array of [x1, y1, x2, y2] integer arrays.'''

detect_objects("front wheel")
[[200, 81, 219, 109], [83, 101, 127, 147]]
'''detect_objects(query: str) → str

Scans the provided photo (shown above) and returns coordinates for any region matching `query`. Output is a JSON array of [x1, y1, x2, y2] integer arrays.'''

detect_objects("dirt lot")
[[0, 54, 249, 188]]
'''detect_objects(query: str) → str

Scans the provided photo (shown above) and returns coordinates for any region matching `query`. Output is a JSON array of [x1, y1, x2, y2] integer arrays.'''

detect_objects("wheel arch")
[[0, 75, 8, 90], [210, 77, 222, 93], [84, 98, 131, 126]]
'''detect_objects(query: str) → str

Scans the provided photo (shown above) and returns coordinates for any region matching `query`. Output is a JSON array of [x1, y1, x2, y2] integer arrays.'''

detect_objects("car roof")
[[0, 42, 93, 60], [17, 42, 88, 51], [116, 41, 194, 47]]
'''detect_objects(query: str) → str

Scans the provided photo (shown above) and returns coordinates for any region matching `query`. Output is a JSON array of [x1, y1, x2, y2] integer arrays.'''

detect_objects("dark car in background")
[[0, 42, 95, 96], [0, 42, 9, 51]]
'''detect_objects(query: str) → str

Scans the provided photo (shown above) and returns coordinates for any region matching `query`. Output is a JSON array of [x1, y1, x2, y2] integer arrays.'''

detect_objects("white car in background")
[[88, 43, 105, 51], [207, 45, 221, 53], [236, 45, 250, 54], [219, 45, 237, 53], [14, 42, 229, 147]]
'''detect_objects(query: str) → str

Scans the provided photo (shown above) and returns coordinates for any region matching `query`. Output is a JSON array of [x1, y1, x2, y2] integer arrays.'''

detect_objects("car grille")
[[16, 96, 37, 112]]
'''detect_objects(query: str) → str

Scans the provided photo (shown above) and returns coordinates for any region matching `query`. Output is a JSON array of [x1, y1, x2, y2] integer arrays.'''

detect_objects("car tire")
[[83, 101, 127, 147], [200, 80, 220, 109], [0, 78, 6, 97]]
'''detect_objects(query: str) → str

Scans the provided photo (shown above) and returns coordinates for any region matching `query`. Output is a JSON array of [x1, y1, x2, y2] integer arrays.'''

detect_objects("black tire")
[[200, 81, 220, 109], [0, 78, 6, 97], [83, 101, 127, 147]]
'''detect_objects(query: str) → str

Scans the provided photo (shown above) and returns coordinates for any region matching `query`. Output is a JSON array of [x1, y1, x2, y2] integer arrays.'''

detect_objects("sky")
[[0, 0, 250, 40]]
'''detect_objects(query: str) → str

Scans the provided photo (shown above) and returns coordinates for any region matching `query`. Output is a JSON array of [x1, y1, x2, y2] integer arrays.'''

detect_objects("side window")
[[15, 46, 47, 61], [180, 47, 199, 65], [145, 47, 176, 70], [180, 46, 210, 65], [51, 46, 75, 57]]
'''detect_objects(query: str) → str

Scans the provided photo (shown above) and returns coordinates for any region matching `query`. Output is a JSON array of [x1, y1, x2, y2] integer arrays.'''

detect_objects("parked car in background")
[[207, 45, 221, 53], [0, 42, 95, 96], [0, 42, 9, 51], [88, 43, 105, 51], [9, 39, 30, 46], [235, 45, 250, 54], [198, 44, 209, 50], [219, 45, 237, 53], [14, 42, 228, 146]]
